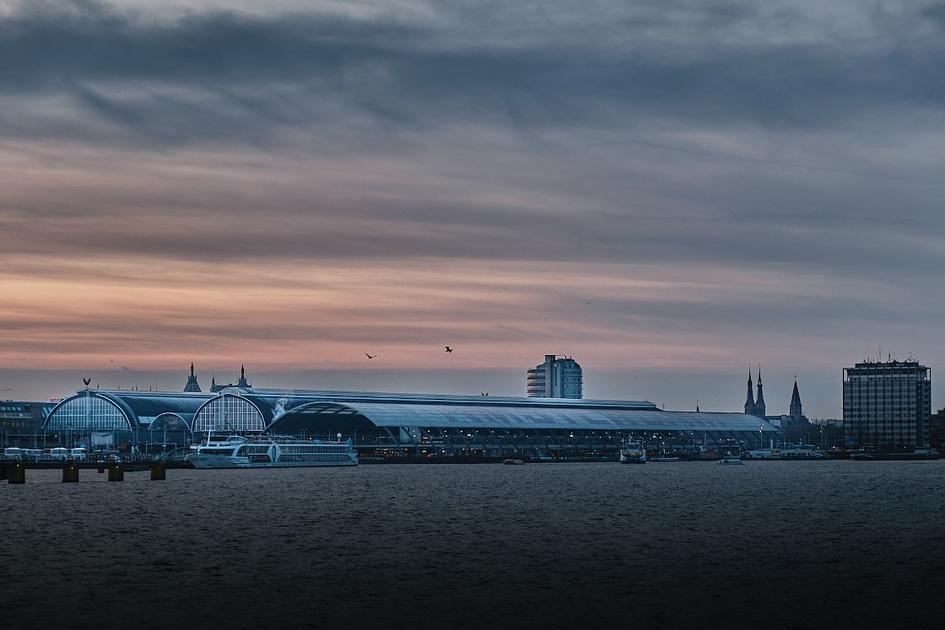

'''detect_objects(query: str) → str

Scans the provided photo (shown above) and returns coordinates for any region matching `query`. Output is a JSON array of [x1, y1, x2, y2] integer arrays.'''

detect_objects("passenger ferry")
[[188, 436, 358, 469], [746, 444, 827, 460], [619, 441, 646, 464]]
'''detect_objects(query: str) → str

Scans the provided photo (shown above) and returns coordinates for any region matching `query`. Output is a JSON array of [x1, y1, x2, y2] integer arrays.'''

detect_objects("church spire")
[[183, 362, 201, 392], [744, 368, 756, 414], [754, 366, 766, 417], [790, 377, 803, 419], [237, 364, 250, 389]]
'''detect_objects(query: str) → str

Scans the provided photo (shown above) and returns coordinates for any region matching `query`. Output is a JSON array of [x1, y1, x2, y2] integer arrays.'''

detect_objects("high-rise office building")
[[526, 355, 583, 399], [843, 359, 931, 451]]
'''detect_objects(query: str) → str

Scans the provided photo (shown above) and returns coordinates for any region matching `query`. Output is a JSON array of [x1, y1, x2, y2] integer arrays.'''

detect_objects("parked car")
[[3, 447, 25, 461]]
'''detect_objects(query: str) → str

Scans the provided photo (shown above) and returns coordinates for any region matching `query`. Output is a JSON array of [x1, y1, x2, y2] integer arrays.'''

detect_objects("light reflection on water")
[[3, 461, 944, 629]]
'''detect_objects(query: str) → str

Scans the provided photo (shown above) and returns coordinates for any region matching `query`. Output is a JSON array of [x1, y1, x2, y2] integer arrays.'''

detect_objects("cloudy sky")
[[2, 0, 944, 415]]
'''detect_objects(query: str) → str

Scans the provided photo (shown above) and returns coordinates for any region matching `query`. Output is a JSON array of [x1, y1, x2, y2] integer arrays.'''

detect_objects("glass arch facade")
[[45, 394, 132, 431], [149, 413, 191, 433], [192, 394, 266, 433]]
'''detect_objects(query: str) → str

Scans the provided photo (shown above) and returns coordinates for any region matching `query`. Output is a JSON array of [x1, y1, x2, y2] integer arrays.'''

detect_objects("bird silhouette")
[[82, 377, 91, 387], [444, 346, 453, 353], [365, 353, 377, 360]]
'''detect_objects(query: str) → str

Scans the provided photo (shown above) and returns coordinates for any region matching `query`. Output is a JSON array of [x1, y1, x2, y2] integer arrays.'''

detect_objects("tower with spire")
[[789, 377, 803, 420], [209, 366, 252, 392], [754, 367, 766, 418], [183, 363, 202, 392], [744, 369, 756, 416], [237, 364, 250, 389]]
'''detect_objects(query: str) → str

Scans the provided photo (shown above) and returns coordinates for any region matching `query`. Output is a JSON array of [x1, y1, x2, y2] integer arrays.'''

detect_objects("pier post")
[[62, 462, 80, 483], [150, 462, 166, 481], [7, 463, 26, 484], [108, 463, 124, 482]]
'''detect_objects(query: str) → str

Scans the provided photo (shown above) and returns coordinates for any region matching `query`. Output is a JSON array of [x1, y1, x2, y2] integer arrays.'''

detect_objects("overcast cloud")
[[2, 0, 945, 416]]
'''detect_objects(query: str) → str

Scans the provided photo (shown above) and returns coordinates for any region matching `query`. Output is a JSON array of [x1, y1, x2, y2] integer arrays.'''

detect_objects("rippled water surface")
[[3, 461, 944, 629]]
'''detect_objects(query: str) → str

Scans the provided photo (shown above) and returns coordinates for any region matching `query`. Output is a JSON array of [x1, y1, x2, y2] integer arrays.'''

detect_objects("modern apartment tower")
[[526, 355, 583, 399], [843, 359, 931, 451]]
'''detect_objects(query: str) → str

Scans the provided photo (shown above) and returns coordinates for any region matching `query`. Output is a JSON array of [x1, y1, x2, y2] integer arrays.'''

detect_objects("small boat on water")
[[502, 458, 526, 465], [188, 435, 358, 469], [649, 456, 681, 462], [850, 451, 876, 461], [719, 440, 743, 465], [619, 441, 646, 464], [746, 444, 828, 460]]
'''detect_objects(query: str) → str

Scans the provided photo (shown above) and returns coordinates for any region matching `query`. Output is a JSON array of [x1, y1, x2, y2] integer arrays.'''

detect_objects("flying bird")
[[82, 377, 91, 387], [444, 346, 453, 353], [365, 353, 377, 360]]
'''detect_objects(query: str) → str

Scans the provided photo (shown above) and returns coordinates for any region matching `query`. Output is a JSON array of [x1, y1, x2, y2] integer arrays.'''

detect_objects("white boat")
[[188, 435, 358, 469], [746, 444, 828, 460], [719, 440, 743, 465], [619, 441, 646, 464]]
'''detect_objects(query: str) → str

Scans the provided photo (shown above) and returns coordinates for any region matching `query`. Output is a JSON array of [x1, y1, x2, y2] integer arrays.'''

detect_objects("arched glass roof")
[[272, 400, 778, 433], [50, 388, 776, 434], [44, 391, 211, 430]]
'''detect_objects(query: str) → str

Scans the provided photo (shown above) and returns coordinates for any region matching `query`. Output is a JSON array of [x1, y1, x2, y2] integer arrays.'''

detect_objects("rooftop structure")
[[527, 355, 583, 399], [42, 386, 778, 455], [183, 363, 201, 392]]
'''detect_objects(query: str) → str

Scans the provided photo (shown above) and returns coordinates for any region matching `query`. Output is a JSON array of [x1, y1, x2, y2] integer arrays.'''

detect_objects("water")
[[2, 461, 944, 629]]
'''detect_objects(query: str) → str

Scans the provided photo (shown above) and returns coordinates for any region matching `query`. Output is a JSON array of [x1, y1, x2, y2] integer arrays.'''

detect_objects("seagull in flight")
[[444, 346, 453, 353], [365, 353, 377, 360]]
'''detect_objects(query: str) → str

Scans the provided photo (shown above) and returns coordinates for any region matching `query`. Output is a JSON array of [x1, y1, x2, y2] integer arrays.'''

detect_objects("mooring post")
[[62, 462, 80, 483], [150, 462, 166, 481], [108, 463, 124, 482], [7, 463, 26, 484]]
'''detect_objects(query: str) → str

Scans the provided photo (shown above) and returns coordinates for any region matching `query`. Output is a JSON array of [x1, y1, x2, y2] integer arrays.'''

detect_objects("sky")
[[2, 0, 945, 416]]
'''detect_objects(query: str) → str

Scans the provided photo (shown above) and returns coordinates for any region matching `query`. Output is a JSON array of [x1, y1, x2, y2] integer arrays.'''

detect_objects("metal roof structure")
[[43, 387, 779, 433], [43, 390, 213, 430]]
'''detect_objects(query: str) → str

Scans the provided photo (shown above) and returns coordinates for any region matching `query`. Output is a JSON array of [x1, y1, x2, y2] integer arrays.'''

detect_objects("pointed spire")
[[790, 376, 803, 419], [744, 368, 756, 414], [183, 362, 201, 392], [237, 364, 250, 389], [754, 365, 766, 417]]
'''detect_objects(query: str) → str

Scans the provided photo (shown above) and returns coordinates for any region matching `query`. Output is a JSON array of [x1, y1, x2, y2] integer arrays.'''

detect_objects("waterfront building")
[[928, 408, 945, 452], [0, 400, 55, 447], [526, 355, 582, 398], [41, 387, 777, 457], [843, 359, 931, 452], [183, 363, 202, 392]]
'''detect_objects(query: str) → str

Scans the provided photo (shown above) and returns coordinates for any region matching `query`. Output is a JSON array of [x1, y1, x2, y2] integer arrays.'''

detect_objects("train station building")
[[42, 380, 779, 458]]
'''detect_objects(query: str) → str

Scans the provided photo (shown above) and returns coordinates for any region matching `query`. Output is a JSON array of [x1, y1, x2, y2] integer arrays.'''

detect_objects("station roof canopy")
[[244, 389, 779, 433], [46, 387, 779, 433]]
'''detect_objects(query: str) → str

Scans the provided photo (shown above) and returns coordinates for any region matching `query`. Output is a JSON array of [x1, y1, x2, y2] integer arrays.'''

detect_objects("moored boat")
[[619, 441, 646, 464], [719, 440, 743, 465], [188, 435, 358, 469]]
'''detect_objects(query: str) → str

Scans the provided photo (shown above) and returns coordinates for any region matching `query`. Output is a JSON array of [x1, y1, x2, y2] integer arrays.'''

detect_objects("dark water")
[[2, 461, 944, 629]]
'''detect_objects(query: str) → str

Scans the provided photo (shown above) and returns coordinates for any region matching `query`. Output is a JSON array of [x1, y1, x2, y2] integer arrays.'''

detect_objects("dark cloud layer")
[[2, 0, 945, 144]]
